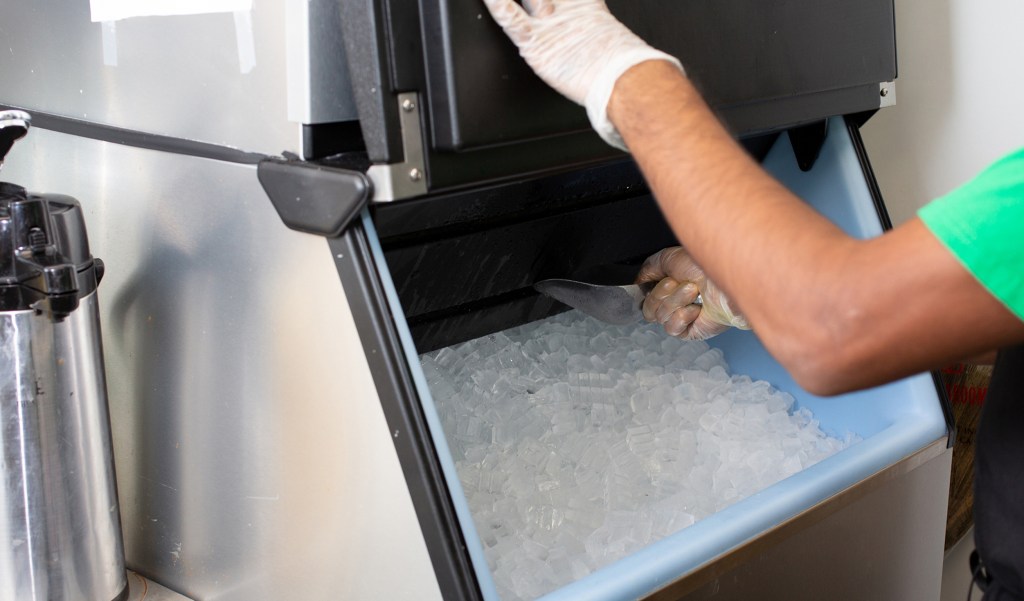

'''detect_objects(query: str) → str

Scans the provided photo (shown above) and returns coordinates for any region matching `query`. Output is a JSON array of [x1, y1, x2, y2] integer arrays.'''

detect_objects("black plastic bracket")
[[847, 109, 879, 130], [0, 110, 29, 167], [257, 158, 372, 237], [788, 120, 829, 172]]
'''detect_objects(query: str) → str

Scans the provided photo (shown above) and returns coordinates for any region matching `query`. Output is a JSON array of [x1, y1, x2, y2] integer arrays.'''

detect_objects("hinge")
[[367, 92, 428, 202]]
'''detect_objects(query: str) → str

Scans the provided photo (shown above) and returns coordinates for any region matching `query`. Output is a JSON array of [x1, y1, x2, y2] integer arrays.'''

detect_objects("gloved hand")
[[481, 0, 683, 150], [636, 246, 750, 341]]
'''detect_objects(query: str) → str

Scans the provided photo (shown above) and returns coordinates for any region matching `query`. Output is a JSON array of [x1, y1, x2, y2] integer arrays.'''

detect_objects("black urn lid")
[[0, 111, 100, 318]]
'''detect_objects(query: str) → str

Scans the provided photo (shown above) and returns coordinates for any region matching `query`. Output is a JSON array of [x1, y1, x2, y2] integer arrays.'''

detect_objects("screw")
[[880, 87, 889, 97], [402, 99, 416, 112], [409, 168, 423, 181]]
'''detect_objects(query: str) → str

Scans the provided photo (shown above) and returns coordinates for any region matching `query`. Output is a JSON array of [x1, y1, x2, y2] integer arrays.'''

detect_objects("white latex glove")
[[482, 0, 684, 150], [636, 246, 750, 341]]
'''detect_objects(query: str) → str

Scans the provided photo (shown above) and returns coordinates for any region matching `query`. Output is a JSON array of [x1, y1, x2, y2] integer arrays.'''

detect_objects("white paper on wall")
[[90, 0, 253, 22]]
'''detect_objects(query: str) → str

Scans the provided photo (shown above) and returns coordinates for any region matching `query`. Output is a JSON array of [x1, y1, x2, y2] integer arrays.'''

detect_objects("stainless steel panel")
[[286, 0, 359, 127], [2, 128, 442, 601], [1, 293, 127, 601], [0, 0, 357, 154]]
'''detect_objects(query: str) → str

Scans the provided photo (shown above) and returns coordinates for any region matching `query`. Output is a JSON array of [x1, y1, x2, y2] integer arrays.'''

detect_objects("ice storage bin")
[[345, 117, 952, 601]]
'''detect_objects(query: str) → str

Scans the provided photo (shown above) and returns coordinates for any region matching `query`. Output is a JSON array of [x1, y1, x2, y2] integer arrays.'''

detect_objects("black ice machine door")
[[337, 0, 896, 195]]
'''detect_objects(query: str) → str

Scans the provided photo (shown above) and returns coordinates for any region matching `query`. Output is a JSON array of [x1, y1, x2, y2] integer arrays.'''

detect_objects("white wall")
[[860, 0, 1024, 585], [861, 0, 1024, 225]]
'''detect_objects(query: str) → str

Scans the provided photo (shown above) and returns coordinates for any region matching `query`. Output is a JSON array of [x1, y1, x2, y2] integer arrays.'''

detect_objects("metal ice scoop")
[[534, 278, 703, 325]]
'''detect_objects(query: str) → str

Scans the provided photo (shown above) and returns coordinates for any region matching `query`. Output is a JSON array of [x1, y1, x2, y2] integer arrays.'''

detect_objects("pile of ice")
[[420, 311, 858, 601]]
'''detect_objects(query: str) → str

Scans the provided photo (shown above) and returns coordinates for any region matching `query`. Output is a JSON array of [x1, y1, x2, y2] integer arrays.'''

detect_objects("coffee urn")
[[0, 111, 127, 601]]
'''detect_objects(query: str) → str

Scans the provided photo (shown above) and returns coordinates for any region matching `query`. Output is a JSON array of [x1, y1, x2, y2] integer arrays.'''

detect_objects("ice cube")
[[693, 348, 725, 371], [590, 331, 614, 352], [626, 424, 656, 455]]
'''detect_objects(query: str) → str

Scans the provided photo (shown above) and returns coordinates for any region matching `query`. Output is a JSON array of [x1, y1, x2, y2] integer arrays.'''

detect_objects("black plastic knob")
[[0, 110, 30, 166]]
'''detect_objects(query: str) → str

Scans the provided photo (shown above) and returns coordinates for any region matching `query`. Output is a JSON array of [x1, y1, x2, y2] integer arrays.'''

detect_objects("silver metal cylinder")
[[1, 291, 127, 601]]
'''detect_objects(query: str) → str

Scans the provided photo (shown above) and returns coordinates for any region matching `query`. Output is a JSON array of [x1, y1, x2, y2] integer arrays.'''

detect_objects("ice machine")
[[0, 0, 952, 600]]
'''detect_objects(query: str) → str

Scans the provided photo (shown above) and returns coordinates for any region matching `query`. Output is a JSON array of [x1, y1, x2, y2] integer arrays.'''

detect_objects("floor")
[[942, 528, 983, 601], [126, 571, 193, 601]]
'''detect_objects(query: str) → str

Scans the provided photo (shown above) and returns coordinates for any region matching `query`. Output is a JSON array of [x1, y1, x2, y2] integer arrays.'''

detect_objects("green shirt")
[[918, 148, 1024, 320]]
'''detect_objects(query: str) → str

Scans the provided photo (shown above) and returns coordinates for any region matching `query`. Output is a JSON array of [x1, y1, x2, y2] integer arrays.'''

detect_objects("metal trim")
[[879, 81, 897, 108], [644, 437, 950, 600], [367, 92, 428, 202]]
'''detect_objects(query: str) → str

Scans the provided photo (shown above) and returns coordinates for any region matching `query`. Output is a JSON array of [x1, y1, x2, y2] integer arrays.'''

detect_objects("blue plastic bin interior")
[[364, 117, 949, 601]]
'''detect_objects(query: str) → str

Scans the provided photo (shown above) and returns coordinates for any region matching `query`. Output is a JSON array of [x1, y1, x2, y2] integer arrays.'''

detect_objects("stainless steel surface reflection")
[[0, 293, 127, 601], [2, 128, 443, 601], [0, 0, 357, 154]]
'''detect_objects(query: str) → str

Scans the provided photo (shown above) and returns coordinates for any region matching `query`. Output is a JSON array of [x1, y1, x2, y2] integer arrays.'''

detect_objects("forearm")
[[479, 0, 1024, 392], [969, 351, 998, 366], [609, 62, 850, 286], [609, 62, 859, 379], [607, 61, 1024, 392]]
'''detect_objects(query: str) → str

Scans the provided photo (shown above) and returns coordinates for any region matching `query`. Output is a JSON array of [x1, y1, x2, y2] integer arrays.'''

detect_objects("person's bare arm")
[[609, 61, 1024, 394], [969, 351, 999, 365], [479, 0, 1024, 393]]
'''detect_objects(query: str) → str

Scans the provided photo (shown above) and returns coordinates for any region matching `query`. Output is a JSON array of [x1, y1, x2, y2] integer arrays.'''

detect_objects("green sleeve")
[[918, 148, 1024, 321]]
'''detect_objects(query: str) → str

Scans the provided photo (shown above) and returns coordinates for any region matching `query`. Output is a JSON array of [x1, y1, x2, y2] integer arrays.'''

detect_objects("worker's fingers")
[[482, 0, 532, 41], [642, 277, 679, 322], [637, 248, 742, 339], [663, 305, 703, 338], [700, 282, 751, 330], [636, 246, 705, 286], [636, 249, 672, 285], [654, 282, 700, 325], [522, 0, 554, 17]]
